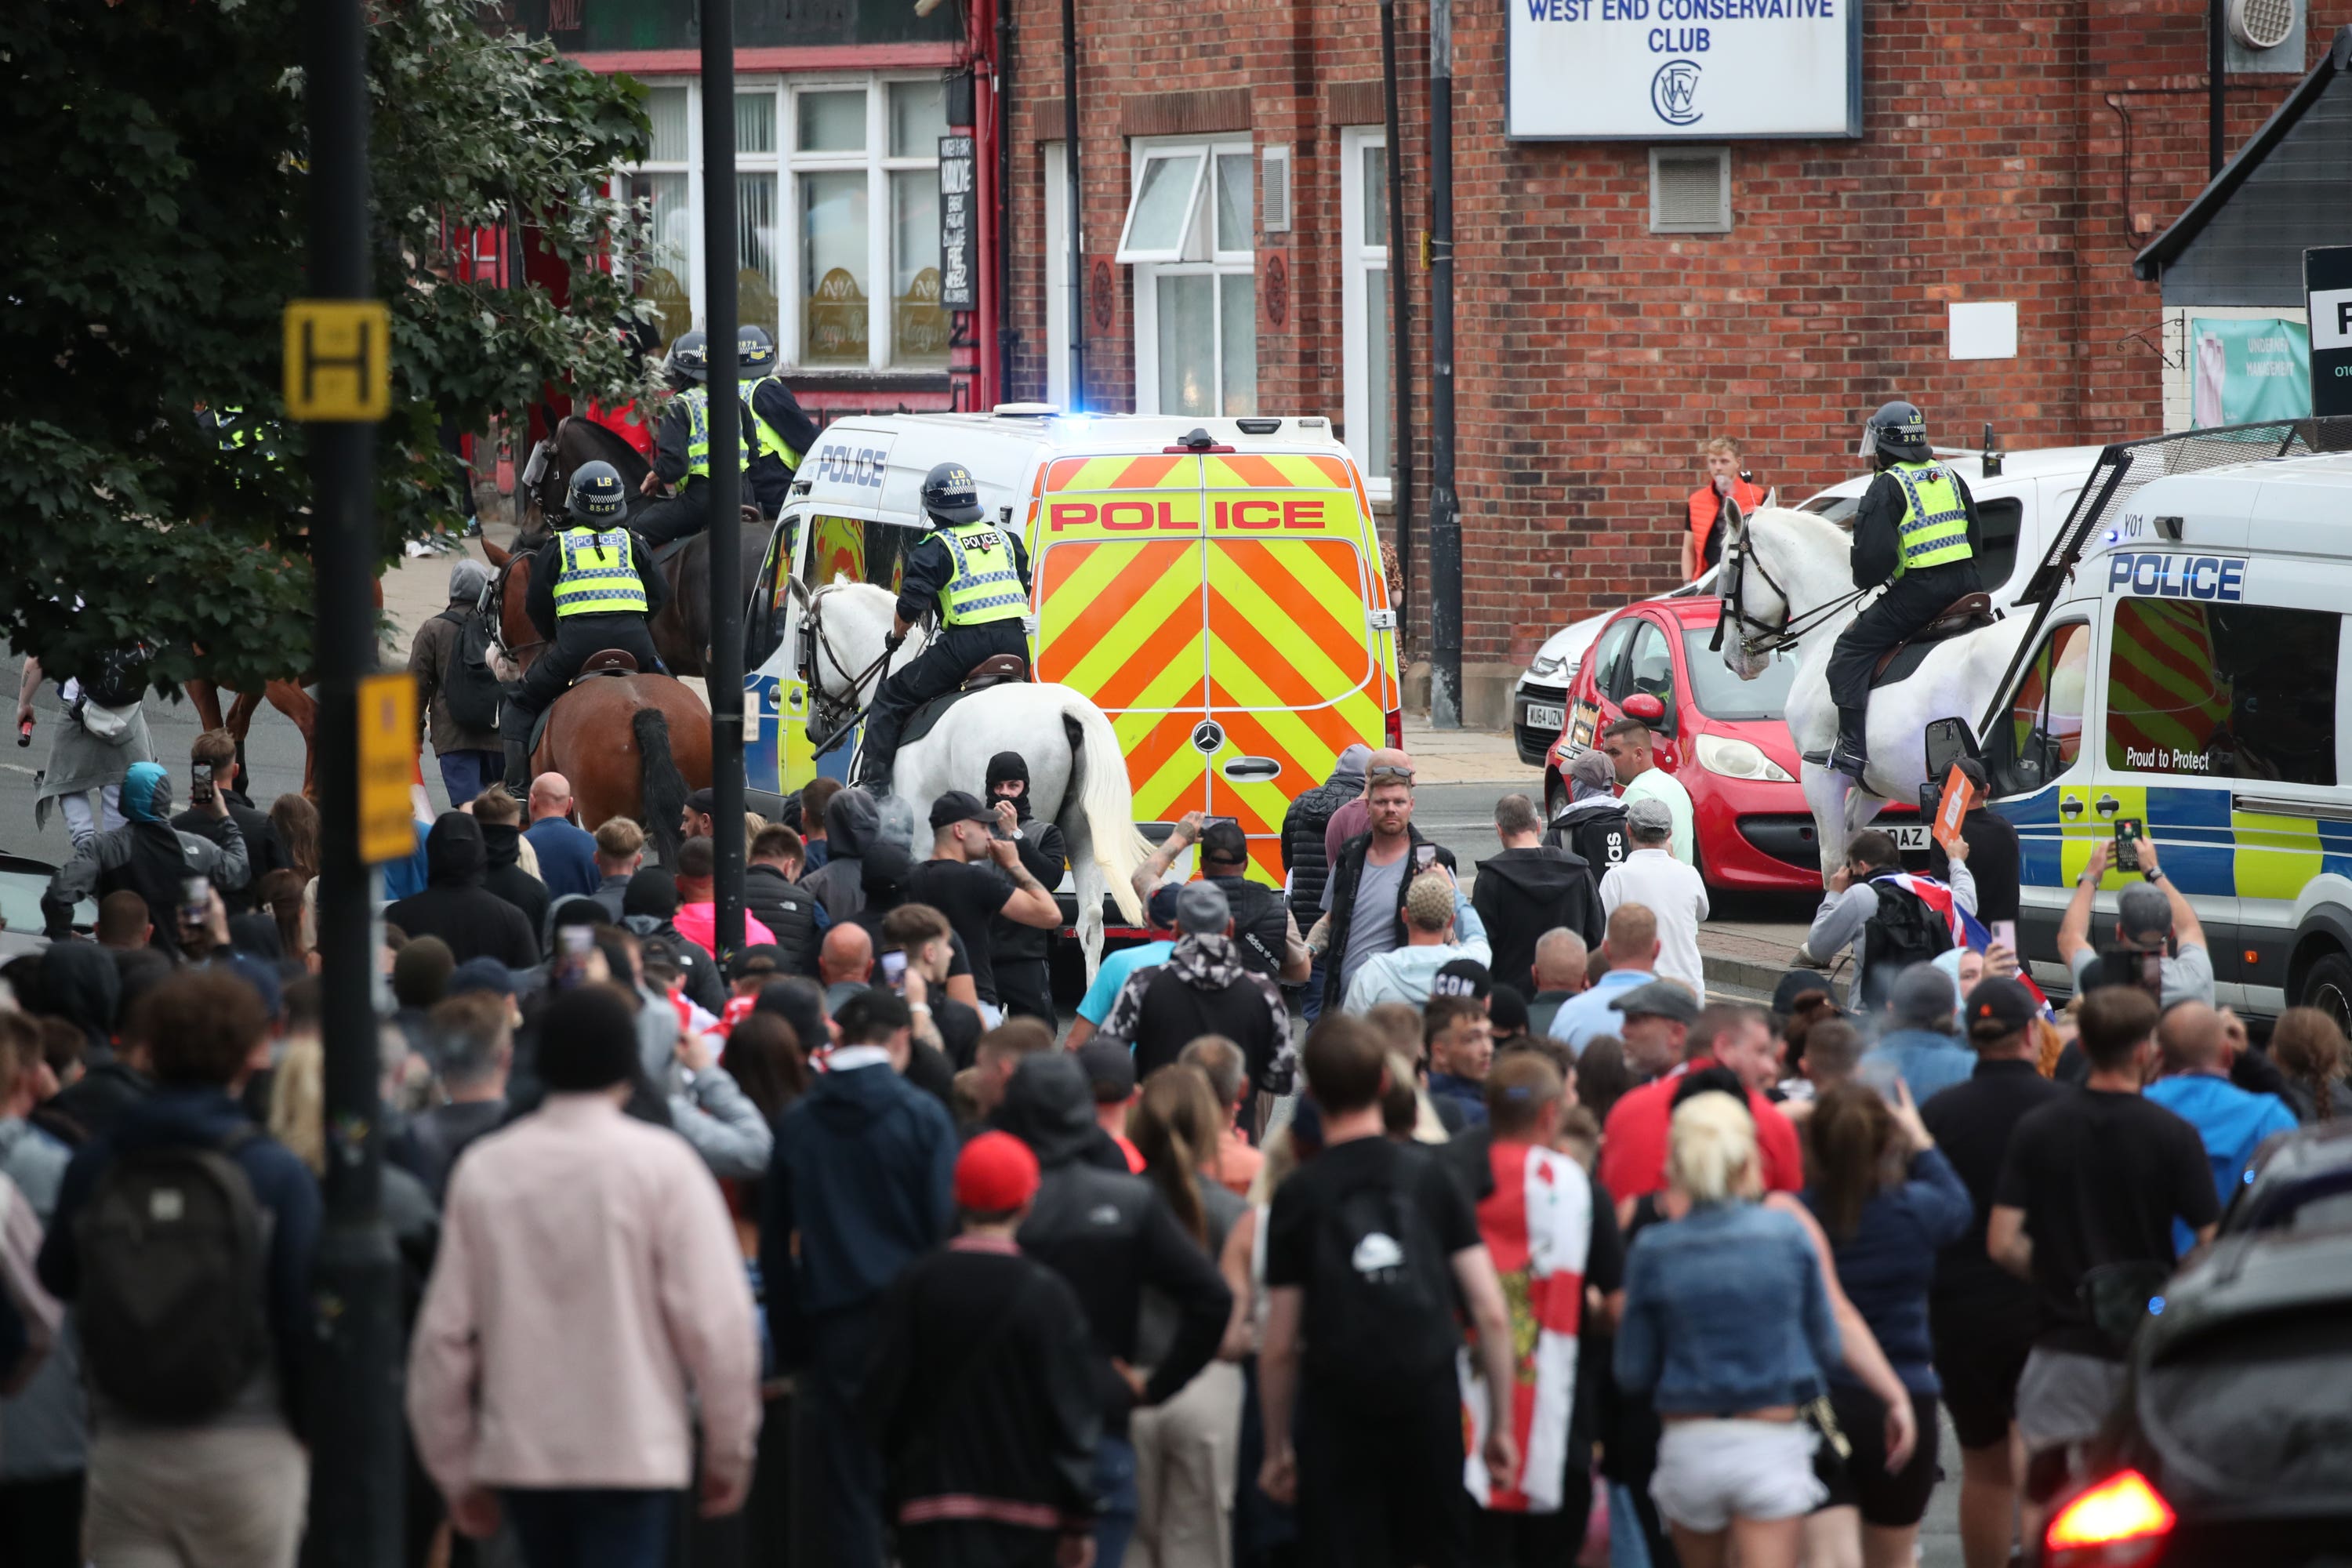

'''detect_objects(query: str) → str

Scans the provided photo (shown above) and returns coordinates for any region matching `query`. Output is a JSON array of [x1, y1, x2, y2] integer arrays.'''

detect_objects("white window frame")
[[1114, 147, 1210, 263], [620, 73, 950, 376], [1043, 141, 1076, 412], [1129, 136, 1257, 418], [1341, 126, 1392, 499]]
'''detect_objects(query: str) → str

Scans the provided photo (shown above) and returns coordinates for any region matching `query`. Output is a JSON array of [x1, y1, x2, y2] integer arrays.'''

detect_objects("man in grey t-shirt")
[[2056, 837, 2214, 1007], [1331, 850, 1409, 1001], [1311, 757, 1484, 1013]]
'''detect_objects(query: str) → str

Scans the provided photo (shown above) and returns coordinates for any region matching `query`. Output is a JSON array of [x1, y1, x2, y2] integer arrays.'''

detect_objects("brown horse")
[[491, 545, 707, 859], [526, 415, 771, 678], [185, 577, 387, 797]]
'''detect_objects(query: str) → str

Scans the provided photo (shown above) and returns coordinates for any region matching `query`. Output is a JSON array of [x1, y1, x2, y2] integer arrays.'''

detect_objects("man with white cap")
[[1599, 797, 1709, 1002]]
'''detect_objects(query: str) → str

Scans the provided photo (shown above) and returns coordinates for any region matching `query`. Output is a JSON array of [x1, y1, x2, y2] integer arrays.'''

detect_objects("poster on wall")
[[1508, 0, 1861, 140], [2189, 318, 2310, 426]]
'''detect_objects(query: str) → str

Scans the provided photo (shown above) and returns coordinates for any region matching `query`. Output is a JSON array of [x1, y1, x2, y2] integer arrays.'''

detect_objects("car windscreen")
[[1799, 494, 1859, 524], [1681, 627, 1801, 722], [2139, 1302, 2352, 1508]]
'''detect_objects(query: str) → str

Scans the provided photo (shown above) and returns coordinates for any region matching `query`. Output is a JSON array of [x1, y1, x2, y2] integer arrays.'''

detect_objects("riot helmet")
[[567, 459, 629, 524], [1858, 401, 1931, 465], [664, 329, 711, 385], [737, 325, 779, 380], [920, 461, 985, 526]]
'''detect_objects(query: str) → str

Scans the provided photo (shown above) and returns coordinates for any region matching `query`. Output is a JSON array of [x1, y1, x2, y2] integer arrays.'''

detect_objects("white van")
[[1975, 427, 2352, 1023], [1509, 441, 2103, 764]]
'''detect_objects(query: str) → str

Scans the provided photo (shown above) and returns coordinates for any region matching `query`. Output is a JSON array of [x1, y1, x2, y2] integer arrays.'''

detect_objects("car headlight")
[[1529, 654, 1566, 679], [1694, 734, 1795, 782]]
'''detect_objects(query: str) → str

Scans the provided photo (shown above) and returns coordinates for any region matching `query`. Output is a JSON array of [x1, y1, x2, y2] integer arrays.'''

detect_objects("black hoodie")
[[985, 751, 1067, 967], [1472, 844, 1606, 998], [477, 820, 550, 955], [385, 813, 540, 970], [997, 1054, 1232, 1436]]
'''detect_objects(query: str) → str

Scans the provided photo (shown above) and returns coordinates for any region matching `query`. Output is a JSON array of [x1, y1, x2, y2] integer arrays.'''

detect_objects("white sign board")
[[1948, 302, 2019, 361], [1508, 0, 1860, 140]]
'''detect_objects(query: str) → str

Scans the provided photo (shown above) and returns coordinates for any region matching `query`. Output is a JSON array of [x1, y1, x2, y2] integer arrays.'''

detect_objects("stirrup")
[[1827, 738, 1870, 781]]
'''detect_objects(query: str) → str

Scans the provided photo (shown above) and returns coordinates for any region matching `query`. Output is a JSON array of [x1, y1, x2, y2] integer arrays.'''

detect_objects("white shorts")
[[1650, 1419, 1824, 1533]]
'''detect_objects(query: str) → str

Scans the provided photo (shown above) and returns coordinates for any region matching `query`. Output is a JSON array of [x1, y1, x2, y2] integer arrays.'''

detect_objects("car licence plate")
[[1890, 824, 1931, 851], [1525, 704, 1565, 731]]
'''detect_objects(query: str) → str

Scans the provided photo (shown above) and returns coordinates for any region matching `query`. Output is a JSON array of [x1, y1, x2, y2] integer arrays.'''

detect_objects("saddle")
[[644, 505, 762, 568], [898, 654, 1033, 750], [1871, 592, 1996, 687], [524, 650, 645, 756]]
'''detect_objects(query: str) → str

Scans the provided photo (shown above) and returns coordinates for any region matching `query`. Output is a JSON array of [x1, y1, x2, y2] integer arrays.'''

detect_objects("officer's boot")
[[1828, 706, 1870, 781], [500, 735, 534, 800]]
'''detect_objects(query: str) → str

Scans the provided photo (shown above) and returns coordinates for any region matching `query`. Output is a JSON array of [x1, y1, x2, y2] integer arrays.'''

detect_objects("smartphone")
[[189, 760, 214, 805], [1414, 844, 1438, 872], [555, 925, 593, 989], [880, 949, 908, 990], [2113, 817, 2144, 874], [180, 875, 210, 928], [1991, 920, 2018, 955]]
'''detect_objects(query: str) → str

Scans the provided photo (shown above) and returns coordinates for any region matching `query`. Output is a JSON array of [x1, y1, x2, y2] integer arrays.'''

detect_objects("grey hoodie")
[[803, 786, 882, 920]]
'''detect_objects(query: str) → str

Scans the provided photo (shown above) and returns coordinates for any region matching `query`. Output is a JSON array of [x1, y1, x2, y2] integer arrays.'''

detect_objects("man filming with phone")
[[1131, 811, 1310, 984], [2056, 834, 2214, 1009], [172, 729, 285, 916]]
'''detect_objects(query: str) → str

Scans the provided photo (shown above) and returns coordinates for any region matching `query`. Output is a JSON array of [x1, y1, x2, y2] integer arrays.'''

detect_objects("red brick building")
[[998, 0, 2343, 720]]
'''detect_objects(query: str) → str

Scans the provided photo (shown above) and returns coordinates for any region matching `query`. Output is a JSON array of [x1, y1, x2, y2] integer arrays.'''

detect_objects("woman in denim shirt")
[[1800, 1081, 1973, 1568], [1617, 1090, 1842, 1568]]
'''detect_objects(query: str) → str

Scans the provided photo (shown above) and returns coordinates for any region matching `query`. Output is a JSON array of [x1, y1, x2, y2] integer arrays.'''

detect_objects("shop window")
[[2105, 600, 2339, 786], [1127, 138, 1255, 417]]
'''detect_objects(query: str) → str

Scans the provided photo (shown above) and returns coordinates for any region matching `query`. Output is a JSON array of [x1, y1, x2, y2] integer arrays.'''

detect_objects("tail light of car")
[[2044, 1469, 2174, 1568], [1386, 708, 1404, 750]]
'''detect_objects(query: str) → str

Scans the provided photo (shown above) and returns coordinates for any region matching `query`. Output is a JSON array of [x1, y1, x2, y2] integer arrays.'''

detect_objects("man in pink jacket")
[[671, 835, 775, 960], [408, 983, 762, 1565]]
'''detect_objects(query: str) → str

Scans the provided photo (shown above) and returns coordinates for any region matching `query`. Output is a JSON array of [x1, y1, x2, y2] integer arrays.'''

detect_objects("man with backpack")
[[1800, 828, 1976, 1014], [36, 968, 321, 1568], [1544, 748, 1631, 875], [1257, 1015, 1519, 1568], [409, 557, 507, 808]]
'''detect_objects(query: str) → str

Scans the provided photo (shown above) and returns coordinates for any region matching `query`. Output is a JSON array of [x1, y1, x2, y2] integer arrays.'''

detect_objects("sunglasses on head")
[[1367, 766, 1416, 784]]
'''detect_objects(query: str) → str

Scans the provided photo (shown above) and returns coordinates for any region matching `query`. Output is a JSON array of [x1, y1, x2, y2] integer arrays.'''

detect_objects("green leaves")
[[0, 0, 648, 690]]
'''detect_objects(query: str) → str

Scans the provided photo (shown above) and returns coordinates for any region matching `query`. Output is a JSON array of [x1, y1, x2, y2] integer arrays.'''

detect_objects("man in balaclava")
[[984, 751, 1068, 1025]]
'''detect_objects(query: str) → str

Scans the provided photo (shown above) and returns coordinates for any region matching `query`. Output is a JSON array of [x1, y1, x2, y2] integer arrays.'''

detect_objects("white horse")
[[1715, 506, 2032, 886], [800, 580, 1153, 978]]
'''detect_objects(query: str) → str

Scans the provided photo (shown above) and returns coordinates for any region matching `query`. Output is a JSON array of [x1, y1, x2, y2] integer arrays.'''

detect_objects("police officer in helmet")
[[737, 325, 818, 521], [1823, 400, 1983, 779], [854, 462, 1032, 792], [499, 460, 670, 794], [633, 328, 759, 547]]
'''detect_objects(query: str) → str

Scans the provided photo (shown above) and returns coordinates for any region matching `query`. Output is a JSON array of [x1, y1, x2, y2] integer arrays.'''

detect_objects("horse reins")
[[1711, 524, 1867, 659], [802, 585, 902, 755]]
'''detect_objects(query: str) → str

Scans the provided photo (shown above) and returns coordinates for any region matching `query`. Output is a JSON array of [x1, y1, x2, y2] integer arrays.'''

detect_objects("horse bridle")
[[1711, 522, 1866, 659], [800, 583, 902, 750], [483, 553, 546, 666]]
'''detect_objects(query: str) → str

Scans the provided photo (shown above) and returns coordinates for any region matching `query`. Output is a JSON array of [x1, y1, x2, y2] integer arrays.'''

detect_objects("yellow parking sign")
[[358, 671, 419, 864], [283, 299, 390, 421]]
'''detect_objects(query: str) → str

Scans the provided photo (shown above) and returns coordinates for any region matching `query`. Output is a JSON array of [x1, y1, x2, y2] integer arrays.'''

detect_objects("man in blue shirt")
[[1062, 887, 1181, 1051], [2145, 1000, 2297, 1247], [1548, 904, 1663, 1054], [1858, 964, 1976, 1105], [521, 772, 601, 900]]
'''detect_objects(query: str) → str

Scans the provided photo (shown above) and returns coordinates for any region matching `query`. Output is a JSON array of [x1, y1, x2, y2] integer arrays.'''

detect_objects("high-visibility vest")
[[747, 378, 806, 470], [681, 387, 751, 481], [931, 521, 1028, 626], [1888, 461, 1973, 576], [552, 526, 649, 618]]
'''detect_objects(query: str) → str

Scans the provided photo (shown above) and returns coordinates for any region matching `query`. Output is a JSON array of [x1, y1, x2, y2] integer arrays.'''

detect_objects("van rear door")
[[1200, 452, 1396, 884]]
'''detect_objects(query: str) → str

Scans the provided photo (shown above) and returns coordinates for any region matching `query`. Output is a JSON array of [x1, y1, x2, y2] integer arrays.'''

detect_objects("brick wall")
[[1004, 0, 2345, 701]]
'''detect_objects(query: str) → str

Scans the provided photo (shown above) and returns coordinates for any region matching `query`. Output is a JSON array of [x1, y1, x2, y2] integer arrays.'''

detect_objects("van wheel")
[[2300, 951, 2352, 1036]]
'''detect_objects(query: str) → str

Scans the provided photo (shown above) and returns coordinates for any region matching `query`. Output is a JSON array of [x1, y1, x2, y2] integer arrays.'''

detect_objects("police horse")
[[1713, 506, 2031, 887], [799, 580, 1153, 978]]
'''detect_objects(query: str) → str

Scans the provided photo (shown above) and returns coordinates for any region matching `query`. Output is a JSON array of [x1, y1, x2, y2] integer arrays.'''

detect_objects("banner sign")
[[1508, 0, 1861, 140], [2306, 247, 2352, 419], [938, 134, 978, 312], [2188, 318, 2310, 426]]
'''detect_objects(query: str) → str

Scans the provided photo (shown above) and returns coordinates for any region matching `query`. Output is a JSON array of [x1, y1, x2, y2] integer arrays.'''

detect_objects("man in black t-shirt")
[[1919, 976, 2066, 1568], [1988, 986, 2219, 1508], [906, 791, 1061, 1019], [1259, 1015, 1519, 1568]]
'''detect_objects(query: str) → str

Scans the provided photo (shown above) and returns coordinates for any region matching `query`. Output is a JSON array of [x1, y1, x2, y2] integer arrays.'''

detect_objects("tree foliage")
[[0, 0, 649, 690]]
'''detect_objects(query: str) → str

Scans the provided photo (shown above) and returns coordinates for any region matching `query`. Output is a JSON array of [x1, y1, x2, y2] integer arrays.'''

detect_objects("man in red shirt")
[[1600, 999, 1801, 1221], [670, 837, 775, 960], [1680, 437, 1768, 581]]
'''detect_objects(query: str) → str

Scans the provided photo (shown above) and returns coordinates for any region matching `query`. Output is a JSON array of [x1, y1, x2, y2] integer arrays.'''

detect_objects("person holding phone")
[[2054, 838, 2213, 1009], [1131, 811, 1307, 985], [42, 760, 247, 961], [168, 730, 287, 917]]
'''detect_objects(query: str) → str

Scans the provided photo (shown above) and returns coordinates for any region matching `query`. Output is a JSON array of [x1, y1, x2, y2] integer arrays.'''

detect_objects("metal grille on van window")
[[1650, 149, 1729, 234]]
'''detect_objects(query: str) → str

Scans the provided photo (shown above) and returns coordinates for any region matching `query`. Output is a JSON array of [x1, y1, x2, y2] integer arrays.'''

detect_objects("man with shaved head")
[[2146, 1000, 2296, 1247], [522, 771, 601, 899], [819, 924, 875, 1017]]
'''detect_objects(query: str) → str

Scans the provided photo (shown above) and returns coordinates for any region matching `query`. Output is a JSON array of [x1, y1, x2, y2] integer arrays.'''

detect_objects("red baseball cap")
[[955, 1131, 1041, 1213]]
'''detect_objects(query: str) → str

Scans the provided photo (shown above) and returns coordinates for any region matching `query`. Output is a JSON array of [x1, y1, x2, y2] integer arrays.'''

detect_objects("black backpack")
[[1549, 803, 1629, 873], [1860, 877, 1953, 1013], [79, 641, 152, 710], [74, 1129, 272, 1421], [435, 606, 506, 731], [1304, 1165, 1461, 1407]]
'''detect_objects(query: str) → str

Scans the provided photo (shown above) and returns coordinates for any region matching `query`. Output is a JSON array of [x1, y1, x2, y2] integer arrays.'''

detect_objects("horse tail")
[[1059, 691, 1152, 926], [633, 705, 690, 866]]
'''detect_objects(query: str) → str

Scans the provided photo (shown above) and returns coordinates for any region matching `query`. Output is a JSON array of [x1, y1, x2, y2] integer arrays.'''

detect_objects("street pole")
[[2207, 0, 2227, 176], [1379, 0, 1414, 641], [302, 1, 401, 1563], [702, 0, 746, 953], [1062, 0, 1086, 409], [996, 0, 1017, 400], [1426, 0, 1463, 728]]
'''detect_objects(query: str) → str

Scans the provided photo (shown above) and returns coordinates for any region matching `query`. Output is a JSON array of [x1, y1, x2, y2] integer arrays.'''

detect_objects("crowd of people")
[[2, 734, 2347, 1568]]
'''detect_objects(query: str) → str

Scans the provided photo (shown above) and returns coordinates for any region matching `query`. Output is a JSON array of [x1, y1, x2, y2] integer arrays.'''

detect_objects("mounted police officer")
[[1824, 400, 1983, 779], [633, 328, 756, 547], [737, 325, 818, 521], [500, 460, 670, 795], [853, 462, 1032, 793]]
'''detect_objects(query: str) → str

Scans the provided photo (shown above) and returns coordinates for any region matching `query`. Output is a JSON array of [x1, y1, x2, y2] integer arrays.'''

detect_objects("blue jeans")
[[1301, 956, 1327, 1024], [501, 1487, 677, 1568], [1093, 1433, 1138, 1568], [437, 747, 502, 809]]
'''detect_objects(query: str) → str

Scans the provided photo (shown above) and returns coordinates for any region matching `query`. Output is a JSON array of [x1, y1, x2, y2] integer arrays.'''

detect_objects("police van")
[[744, 408, 1406, 885], [1976, 423, 2352, 1024]]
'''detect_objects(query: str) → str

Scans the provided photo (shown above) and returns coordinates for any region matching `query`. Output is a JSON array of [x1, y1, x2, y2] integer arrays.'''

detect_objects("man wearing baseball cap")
[[2055, 836, 2214, 1009], [908, 789, 1061, 1022], [1597, 796, 1708, 1002], [1096, 880, 1289, 1091], [1130, 811, 1308, 982], [866, 1131, 1101, 1568]]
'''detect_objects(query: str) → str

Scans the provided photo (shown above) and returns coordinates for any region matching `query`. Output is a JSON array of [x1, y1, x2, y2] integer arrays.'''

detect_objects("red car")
[[1544, 598, 1922, 892]]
